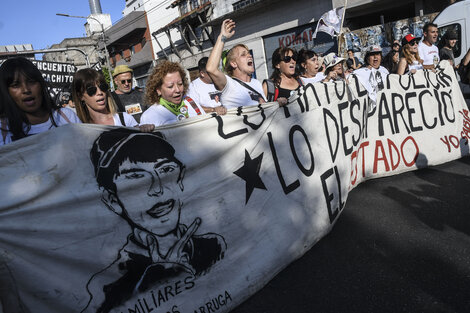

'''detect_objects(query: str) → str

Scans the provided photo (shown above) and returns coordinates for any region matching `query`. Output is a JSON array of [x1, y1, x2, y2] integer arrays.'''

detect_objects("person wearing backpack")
[[262, 47, 303, 104]]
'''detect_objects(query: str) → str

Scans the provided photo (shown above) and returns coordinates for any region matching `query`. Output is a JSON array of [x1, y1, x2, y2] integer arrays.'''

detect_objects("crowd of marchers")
[[1, 19, 470, 147]]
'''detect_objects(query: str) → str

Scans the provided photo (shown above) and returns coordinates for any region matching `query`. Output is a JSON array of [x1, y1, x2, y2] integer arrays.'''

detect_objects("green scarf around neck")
[[159, 97, 188, 118]]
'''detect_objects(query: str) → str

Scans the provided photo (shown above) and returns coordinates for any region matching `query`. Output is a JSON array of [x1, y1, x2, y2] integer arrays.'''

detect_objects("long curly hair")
[[402, 43, 423, 65], [270, 47, 298, 87], [145, 61, 189, 105]]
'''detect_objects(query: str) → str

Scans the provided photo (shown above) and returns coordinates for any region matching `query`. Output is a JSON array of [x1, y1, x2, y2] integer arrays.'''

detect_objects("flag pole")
[[338, 0, 348, 55]]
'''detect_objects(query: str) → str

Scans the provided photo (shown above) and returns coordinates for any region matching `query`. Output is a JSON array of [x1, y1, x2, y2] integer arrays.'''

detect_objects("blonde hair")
[[72, 68, 116, 124], [145, 61, 189, 105], [402, 43, 423, 65], [224, 44, 249, 77]]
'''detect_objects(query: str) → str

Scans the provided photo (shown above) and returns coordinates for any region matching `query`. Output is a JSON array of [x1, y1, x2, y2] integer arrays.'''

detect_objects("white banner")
[[0, 62, 468, 313]]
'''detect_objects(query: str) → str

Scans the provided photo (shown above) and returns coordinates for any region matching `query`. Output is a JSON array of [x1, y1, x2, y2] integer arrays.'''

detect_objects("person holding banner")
[[206, 19, 266, 109], [297, 49, 324, 84], [187, 57, 227, 115], [72, 68, 154, 132], [353, 45, 389, 108], [322, 53, 346, 82], [140, 61, 205, 127], [0, 57, 81, 146], [397, 34, 424, 75], [263, 47, 303, 103]]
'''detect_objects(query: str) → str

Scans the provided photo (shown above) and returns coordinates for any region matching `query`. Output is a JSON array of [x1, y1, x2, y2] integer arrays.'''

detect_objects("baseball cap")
[[401, 34, 417, 46], [112, 65, 133, 77], [365, 45, 382, 53]]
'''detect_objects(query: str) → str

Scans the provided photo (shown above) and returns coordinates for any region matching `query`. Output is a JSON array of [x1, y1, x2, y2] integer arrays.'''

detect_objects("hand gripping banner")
[[0, 62, 468, 313]]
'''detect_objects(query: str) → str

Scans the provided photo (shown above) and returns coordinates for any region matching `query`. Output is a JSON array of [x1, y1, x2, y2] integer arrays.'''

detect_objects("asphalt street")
[[232, 155, 470, 313]]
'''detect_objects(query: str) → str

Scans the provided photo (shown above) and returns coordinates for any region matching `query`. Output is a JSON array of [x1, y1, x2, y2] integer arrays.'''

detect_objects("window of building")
[[130, 45, 136, 55]]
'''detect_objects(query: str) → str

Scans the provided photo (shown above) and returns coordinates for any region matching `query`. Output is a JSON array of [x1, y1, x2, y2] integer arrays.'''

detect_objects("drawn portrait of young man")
[[82, 129, 227, 312]]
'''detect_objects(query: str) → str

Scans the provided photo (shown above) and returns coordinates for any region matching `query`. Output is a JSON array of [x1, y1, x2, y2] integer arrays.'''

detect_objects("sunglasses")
[[86, 82, 109, 97], [120, 79, 132, 85], [393, 43, 400, 47], [282, 55, 297, 63], [408, 39, 418, 46]]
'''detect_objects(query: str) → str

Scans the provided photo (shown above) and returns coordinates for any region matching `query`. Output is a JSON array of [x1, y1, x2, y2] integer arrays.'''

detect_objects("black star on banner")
[[233, 150, 267, 204]]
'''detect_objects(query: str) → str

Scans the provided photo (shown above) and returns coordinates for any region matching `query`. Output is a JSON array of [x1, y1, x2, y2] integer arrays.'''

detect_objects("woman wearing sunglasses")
[[397, 34, 424, 75], [0, 57, 81, 146], [72, 69, 154, 132], [263, 47, 303, 104]]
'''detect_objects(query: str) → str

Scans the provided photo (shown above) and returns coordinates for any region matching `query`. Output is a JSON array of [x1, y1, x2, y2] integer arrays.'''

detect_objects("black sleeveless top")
[[277, 86, 300, 98]]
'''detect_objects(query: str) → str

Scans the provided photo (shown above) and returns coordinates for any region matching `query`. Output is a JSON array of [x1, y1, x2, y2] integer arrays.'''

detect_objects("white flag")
[[313, 7, 345, 38]]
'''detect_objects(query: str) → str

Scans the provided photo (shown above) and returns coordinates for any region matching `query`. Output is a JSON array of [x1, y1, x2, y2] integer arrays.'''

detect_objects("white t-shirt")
[[301, 74, 324, 85], [407, 60, 424, 73], [418, 41, 439, 66], [220, 75, 266, 110], [353, 66, 389, 104], [187, 78, 222, 108], [0, 108, 81, 146], [140, 97, 205, 127], [112, 112, 138, 127]]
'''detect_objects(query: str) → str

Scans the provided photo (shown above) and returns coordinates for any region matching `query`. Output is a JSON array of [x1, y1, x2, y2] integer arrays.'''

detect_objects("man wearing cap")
[[439, 30, 458, 68], [418, 23, 440, 70], [353, 45, 389, 108], [111, 65, 147, 123]]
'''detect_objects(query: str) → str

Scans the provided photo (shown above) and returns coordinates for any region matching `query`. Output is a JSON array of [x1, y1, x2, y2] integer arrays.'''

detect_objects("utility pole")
[[56, 13, 114, 90]]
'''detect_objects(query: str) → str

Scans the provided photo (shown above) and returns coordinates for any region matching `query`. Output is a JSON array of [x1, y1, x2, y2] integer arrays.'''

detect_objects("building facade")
[[42, 36, 102, 69], [104, 11, 155, 87], [134, 0, 457, 82]]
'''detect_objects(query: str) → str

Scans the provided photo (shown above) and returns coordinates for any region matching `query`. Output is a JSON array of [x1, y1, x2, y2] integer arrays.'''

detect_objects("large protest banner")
[[0, 62, 468, 313]]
